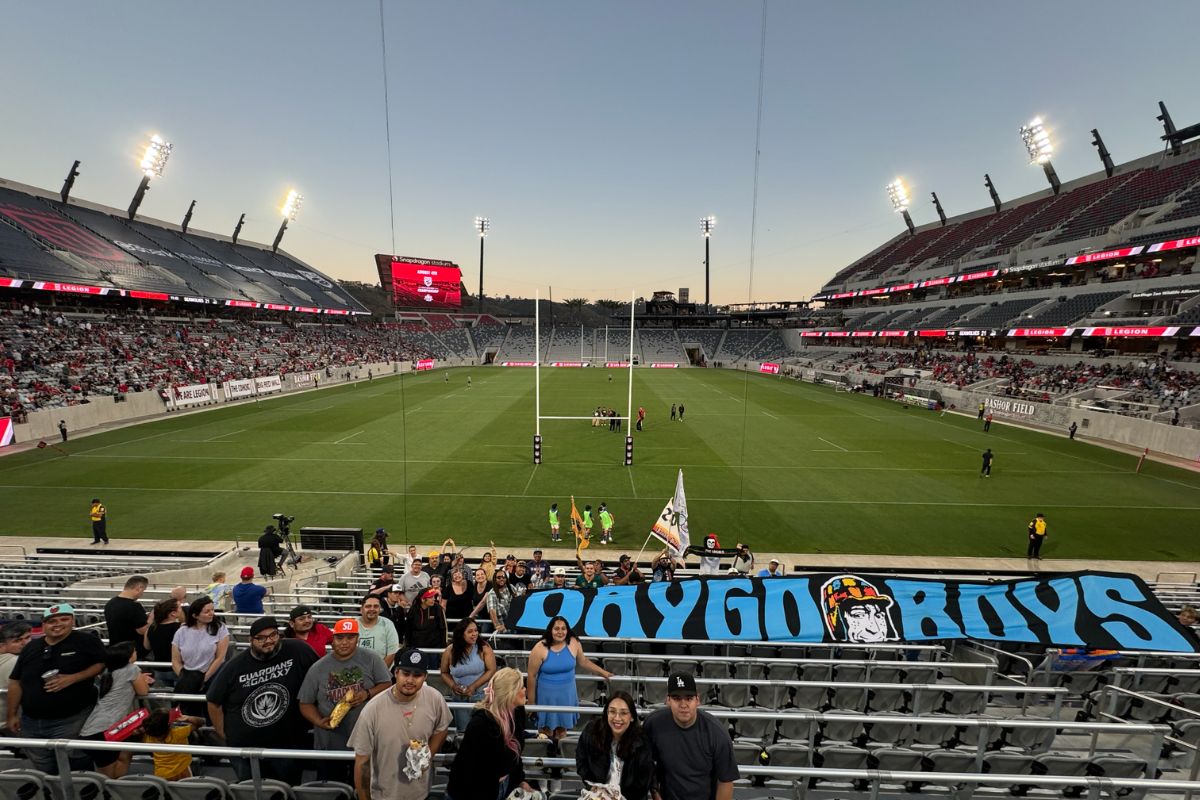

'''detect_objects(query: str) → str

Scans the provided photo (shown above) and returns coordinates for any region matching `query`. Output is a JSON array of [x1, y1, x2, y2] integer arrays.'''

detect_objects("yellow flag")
[[571, 496, 589, 550]]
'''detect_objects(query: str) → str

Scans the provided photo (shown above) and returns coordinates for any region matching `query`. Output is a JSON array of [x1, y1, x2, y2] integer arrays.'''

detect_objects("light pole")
[[701, 216, 716, 309], [474, 216, 490, 313], [886, 179, 914, 235], [128, 134, 172, 220], [1020, 116, 1060, 195], [272, 190, 303, 253]]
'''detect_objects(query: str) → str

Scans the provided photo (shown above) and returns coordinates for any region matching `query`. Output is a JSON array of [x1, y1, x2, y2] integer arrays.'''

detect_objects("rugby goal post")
[[533, 290, 637, 465]]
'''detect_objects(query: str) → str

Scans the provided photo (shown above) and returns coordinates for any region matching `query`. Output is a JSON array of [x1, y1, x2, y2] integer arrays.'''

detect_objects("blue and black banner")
[[506, 572, 1199, 653]]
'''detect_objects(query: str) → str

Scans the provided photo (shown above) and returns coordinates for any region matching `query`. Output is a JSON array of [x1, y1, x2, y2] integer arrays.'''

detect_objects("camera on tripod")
[[272, 513, 295, 534]]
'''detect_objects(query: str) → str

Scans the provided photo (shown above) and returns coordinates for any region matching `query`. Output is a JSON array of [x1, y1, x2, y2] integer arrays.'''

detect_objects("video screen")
[[375, 255, 462, 308]]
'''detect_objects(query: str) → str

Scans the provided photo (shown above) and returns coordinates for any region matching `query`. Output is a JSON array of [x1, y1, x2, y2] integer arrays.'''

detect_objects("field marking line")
[[404, 405, 424, 415], [818, 437, 848, 452], [522, 466, 538, 496], [333, 431, 365, 444], [4, 482, 1196, 510], [762, 410, 779, 420], [1140, 473, 1200, 493], [628, 468, 638, 498], [204, 429, 245, 443], [940, 437, 979, 452], [42, 453, 1129, 474], [812, 449, 883, 453]]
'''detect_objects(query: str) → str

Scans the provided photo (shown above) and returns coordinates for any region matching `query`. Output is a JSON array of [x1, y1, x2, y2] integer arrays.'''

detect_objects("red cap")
[[240, 567, 254, 579]]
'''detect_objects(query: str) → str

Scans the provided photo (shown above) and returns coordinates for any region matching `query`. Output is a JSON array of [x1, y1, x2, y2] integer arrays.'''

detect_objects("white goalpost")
[[533, 290, 636, 465]]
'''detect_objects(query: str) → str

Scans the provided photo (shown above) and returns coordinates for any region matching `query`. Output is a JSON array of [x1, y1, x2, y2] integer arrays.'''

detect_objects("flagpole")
[[535, 289, 541, 436], [632, 532, 655, 570], [626, 290, 634, 424]]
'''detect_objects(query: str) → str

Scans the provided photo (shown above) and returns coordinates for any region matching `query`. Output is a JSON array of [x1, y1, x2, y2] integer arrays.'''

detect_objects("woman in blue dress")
[[526, 615, 613, 739]]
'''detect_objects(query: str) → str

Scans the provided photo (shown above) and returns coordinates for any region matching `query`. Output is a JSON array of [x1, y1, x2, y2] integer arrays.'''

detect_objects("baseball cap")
[[552, 566, 567, 577], [420, 588, 440, 600], [240, 566, 255, 579], [289, 605, 313, 621], [532, 549, 543, 555], [332, 618, 359, 635], [394, 647, 427, 674], [619, 554, 631, 563], [506, 554, 516, 561], [249, 617, 280, 637], [667, 671, 698, 697], [376, 528, 387, 536], [769, 558, 780, 565], [43, 603, 76, 620]]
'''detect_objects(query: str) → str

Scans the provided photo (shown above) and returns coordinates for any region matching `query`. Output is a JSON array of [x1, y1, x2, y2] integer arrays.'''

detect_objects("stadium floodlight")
[[1020, 117, 1061, 194], [474, 216, 490, 313], [232, 213, 246, 245], [271, 189, 303, 253], [701, 216, 716, 309], [984, 173, 1002, 213], [886, 179, 915, 235], [60, 160, 81, 205], [181, 200, 196, 234], [127, 133, 172, 220], [1091, 128, 1115, 177], [931, 192, 947, 226]]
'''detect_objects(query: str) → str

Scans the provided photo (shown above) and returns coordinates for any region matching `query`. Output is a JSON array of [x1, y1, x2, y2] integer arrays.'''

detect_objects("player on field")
[[980, 448, 994, 478], [582, 505, 594, 540], [548, 503, 561, 543], [598, 504, 615, 545]]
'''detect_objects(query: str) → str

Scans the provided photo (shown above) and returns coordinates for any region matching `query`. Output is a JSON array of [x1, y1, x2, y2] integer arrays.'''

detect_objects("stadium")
[[4, 6, 1200, 800]]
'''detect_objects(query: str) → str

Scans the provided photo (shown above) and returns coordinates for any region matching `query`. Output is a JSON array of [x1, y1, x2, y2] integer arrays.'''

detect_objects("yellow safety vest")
[[90, 503, 105, 522]]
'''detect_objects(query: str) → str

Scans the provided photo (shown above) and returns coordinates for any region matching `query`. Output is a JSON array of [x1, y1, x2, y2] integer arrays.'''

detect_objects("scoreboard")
[[374, 255, 463, 308]]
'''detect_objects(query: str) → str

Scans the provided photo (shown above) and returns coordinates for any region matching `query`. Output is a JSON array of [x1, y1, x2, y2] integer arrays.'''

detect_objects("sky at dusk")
[[3, 1, 1198, 305]]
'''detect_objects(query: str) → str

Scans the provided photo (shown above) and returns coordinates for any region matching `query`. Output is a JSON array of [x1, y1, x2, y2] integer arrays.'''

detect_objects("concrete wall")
[[10, 358, 466, 443]]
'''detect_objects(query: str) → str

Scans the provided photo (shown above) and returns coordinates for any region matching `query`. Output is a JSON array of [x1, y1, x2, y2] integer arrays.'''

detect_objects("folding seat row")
[[0, 770, 357, 800]]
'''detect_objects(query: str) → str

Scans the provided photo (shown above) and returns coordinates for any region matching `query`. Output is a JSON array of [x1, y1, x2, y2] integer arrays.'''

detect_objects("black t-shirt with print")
[[205, 639, 318, 747]]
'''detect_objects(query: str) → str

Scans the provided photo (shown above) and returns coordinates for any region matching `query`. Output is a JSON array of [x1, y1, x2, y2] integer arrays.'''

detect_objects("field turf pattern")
[[1, 367, 1198, 561]]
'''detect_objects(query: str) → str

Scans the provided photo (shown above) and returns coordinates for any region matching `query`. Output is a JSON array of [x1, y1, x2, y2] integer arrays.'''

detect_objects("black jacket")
[[447, 707, 527, 800], [575, 719, 655, 800]]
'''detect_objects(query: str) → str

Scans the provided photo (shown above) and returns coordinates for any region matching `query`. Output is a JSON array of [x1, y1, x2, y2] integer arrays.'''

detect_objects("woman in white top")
[[172, 596, 229, 713]]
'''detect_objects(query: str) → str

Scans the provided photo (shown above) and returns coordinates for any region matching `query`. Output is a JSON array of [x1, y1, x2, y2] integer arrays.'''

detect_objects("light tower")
[[272, 190, 303, 253], [1020, 117, 1061, 195], [474, 216, 490, 313], [887, 179, 914, 235], [700, 215, 716, 309], [128, 134, 172, 219]]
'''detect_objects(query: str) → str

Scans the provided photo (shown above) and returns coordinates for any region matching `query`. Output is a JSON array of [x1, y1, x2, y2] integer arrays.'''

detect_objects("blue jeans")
[[20, 708, 92, 774], [452, 689, 484, 734]]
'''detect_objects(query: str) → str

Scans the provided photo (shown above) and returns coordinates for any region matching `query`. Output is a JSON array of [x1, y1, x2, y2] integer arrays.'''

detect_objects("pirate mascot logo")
[[821, 575, 899, 643]]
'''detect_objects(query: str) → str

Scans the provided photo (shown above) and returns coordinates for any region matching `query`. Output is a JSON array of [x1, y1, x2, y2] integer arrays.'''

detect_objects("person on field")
[[983, 412, 994, 433], [598, 503, 616, 545], [89, 498, 109, 544], [1027, 513, 1048, 559], [980, 448, 994, 478], [549, 503, 561, 543]]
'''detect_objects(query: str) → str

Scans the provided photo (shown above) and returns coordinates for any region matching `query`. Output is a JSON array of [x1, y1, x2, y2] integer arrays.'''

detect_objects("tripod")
[[276, 521, 302, 572]]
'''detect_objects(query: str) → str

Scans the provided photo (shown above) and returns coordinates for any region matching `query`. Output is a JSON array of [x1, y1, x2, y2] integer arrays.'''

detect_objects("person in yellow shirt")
[[89, 498, 109, 544], [1026, 513, 1048, 559], [142, 709, 205, 780]]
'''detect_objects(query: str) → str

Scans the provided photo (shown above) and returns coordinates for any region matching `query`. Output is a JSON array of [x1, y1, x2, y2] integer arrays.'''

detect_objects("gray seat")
[[765, 663, 796, 682], [753, 683, 791, 710], [734, 714, 775, 743], [911, 715, 959, 748], [777, 713, 817, 743], [791, 682, 828, 710], [229, 780, 295, 800], [903, 665, 939, 684], [1088, 756, 1147, 779], [926, 749, 978, 773], [869, 746, 924, 777], [557, 739, 577, 760], [765, 744, 811, 768], [984, 753, 1036, 795], [44, 772, 108, 800], [731, 742, 765, 768], [958, 715, 1004, 751], [166, 775, 232, 800], [717, 682, 750, 708], [910, 685, 943, 715], [1000, 716, 1058, 754], [828, 685, 867, 712], [816, 746, 870, 788], [111, 775, 174, 800], [866, 714, 915, 747], [942, 688, 986, 716], [1037, 753, 1091, 788], [0, 770, 49, 800], [868, 684, 906, 713], [291, 783, 353, 800], [818, 718, 863, 744], [834, 665, 867, 683]]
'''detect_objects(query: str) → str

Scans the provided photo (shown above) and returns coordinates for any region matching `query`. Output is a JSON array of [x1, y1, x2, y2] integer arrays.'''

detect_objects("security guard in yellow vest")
[[89, 498, 109, 544], [1026, 513, 1047, 559]]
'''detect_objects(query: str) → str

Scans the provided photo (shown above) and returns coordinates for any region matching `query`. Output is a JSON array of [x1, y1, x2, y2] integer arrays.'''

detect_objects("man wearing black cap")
[[612, 554, 645, 585], [284, 605, 334, 655], [349, 647, 451, 800], [206, 616, 319, 783], [643, 672, 738, 800]]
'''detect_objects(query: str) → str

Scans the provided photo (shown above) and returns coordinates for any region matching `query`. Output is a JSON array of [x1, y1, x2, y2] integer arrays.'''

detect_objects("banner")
[[759, 363, 780, 375], [255, 375, 283, 395], [223, 379, 255, 400], [293, 372, 317, 388], [649, 470, 690, 560], [173, 383, 213, 407], [0, 417, 12, 447], [415, 359, 435, 371], [506, 572, 1199, 652]]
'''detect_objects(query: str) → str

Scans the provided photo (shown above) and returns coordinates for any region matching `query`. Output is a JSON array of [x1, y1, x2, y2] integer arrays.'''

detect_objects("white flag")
[[649, 469, 690, 559]]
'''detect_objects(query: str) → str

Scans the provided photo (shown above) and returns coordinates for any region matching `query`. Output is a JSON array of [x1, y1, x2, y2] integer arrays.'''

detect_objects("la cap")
[[553, 566, 567, 576], [43, 603, 76, 620], [240, 567, 255, 579], [769, 558, 780, 565], [394, 647, 427, 674], [667, 671, 698, 697], [332, 618, 359, 634]]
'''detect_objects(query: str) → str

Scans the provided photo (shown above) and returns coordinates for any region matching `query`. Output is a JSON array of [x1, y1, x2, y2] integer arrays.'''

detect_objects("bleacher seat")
[[229, 779, 294, 800], [110, 774, 173, 800]]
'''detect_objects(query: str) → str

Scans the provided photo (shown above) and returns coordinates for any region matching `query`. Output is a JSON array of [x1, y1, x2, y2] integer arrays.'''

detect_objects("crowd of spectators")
[[0, 540, 747, 799], [828, 347, 1200, 409], [0, 304, 442, 418]]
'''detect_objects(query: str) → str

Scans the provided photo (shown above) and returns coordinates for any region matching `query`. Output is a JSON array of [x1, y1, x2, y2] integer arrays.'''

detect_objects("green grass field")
[[1, 367, 1198, 561]]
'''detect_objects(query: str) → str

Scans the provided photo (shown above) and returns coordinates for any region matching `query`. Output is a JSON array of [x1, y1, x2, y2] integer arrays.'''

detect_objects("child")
[[143, 709, 205, 781], [205, 572, 230, 611]]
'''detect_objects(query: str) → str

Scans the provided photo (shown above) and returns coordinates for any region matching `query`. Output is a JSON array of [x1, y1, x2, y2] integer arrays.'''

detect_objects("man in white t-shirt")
[[349, 647, 451, 800], [357, 596, 400, 668], [396, 558, 431, 604]]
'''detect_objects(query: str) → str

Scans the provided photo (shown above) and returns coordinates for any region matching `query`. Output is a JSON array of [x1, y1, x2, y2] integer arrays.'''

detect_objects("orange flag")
[[571, 496, 589, 550]]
